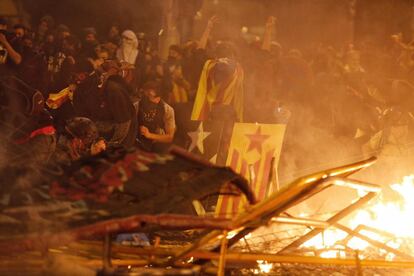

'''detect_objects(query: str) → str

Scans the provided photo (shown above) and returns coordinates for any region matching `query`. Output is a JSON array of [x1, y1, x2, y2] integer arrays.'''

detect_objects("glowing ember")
[[304, 175, 414, 259], [254, 260, 273, 274]]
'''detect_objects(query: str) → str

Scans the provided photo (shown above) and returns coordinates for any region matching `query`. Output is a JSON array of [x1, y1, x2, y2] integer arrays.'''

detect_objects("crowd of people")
[[0, 13, 414, 181]]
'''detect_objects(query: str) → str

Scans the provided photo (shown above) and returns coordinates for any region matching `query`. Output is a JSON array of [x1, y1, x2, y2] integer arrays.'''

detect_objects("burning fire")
[[253, 260, 273, 274], [303, 175, 414, 259]]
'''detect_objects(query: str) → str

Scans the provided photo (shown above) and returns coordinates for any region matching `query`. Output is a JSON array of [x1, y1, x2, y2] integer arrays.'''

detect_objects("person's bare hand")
[[68, 83, 77, 93], [0, 33, 8, 45], [391, 33, 402, 43], [207, 15, 219, 30], [266, 16, 277, 28], [140, 126, 150, 138], [91, 139, 106, 155], [67, 56, 76, 65]]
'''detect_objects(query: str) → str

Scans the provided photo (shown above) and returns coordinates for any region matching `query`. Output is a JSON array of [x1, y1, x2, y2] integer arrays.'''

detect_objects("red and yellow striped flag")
[[191, 59, 244, 122], [170, 81, 189, 103], [46, 87, 73, 109], [215, 123, 285, 218]]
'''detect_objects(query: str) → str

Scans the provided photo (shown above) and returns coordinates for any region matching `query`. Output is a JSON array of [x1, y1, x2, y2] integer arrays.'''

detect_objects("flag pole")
[[267, 157, 280, 197]]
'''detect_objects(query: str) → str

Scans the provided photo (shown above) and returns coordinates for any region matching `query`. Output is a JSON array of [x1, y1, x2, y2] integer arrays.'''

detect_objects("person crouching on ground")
[[52, 117, 106, 164], [136, 81, 175, 153]]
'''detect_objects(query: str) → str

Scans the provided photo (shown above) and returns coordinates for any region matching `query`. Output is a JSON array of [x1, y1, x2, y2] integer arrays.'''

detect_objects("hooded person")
[[71, 60, 138, 148], [116, 30, 144, 88], [52, 117, 105, 164], [116, 30, 138, 65], [191, 42, 244, 122]]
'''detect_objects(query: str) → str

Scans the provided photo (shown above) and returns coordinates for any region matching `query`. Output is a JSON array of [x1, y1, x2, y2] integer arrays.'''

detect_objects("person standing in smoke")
[[190, 41, 244, 165], [116, 30, 145, 91], [191, 41, 244, 122], [136, 81, 176, 153]]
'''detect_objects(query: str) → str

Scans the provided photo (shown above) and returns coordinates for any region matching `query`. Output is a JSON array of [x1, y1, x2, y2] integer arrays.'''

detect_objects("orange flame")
[[304, 175, 414, 259]]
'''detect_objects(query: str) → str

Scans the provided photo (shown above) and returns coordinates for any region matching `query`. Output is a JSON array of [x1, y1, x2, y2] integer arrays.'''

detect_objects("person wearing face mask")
[[116, 30, 139, 65], [136, 81, 176, 152], [116, 29, 145, 91]]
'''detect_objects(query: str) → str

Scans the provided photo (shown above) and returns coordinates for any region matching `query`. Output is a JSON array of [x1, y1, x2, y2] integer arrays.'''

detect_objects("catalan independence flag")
[[46, 87, 73, 109], [186, 120, 225, 164], [215, 123, 286, 218], [191, 58, 244, 122], [170, 81, 189, 104]]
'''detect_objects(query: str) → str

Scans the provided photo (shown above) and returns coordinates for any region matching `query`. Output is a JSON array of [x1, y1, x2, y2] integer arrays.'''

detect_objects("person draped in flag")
[[191, 41, 244, 122]]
